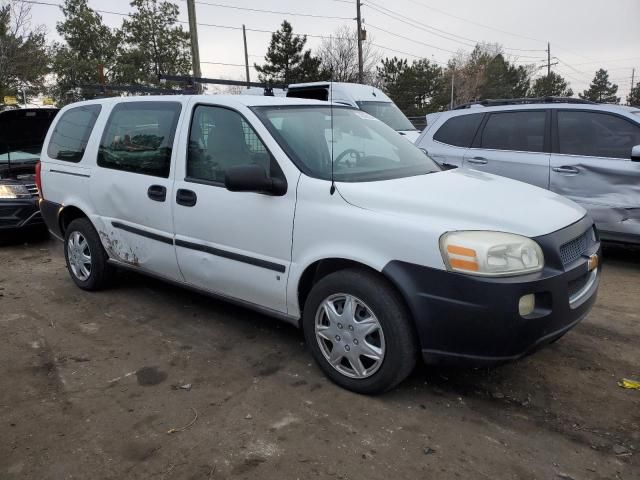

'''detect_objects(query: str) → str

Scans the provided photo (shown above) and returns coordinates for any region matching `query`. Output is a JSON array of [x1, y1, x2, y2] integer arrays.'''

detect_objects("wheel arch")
[[58, 205, 89, 235], [296, 257, 415, 332]]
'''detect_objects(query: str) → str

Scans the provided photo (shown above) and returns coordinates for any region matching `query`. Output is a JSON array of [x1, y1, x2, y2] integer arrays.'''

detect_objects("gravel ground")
[[0, 235, 638, 480]]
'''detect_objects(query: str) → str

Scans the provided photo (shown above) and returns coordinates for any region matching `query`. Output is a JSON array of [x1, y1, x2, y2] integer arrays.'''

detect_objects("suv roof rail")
[[453, 97, 597, 110]]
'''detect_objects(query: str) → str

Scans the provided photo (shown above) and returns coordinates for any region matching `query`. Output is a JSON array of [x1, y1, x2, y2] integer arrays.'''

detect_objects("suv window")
[[481, 111, 546, 152], [97, 102, 181, 178], [557, 111, 640, 159], [433, 113, 483, 147], [47, 105, 101, 162], [187, 105, 273, 184]]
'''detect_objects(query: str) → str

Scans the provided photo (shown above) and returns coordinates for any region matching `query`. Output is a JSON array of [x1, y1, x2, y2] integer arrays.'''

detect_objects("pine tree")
[[530, 71, 573, 97], [255, 20, 323, 84], [579, 69, 620, 103], [628, 81, 640, 106]]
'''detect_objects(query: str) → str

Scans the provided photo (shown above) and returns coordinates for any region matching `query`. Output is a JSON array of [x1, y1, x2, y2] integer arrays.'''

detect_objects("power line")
[[364, 0, 545, 58], [367, 24, 458, 55], [400, 0, 548, 44], [178, 0, 353, 20]]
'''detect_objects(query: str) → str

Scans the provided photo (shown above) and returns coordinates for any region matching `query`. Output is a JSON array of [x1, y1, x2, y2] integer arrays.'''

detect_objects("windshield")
[[356, 101, 416, 132], [254, 106, 440, 182], [0, 146, 41, 164]]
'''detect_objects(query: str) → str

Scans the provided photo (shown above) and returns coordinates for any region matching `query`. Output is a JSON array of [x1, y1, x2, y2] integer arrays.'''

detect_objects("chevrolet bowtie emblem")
[[587, 254, 599, 272]]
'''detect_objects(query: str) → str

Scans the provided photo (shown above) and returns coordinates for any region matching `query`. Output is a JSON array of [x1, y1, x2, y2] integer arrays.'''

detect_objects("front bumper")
[[383, 216, 601, 365], [0, 198, 44, 231]]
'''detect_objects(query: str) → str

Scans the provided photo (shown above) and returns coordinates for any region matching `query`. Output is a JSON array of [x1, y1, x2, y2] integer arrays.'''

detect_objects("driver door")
[[172, 102, 297, 313]]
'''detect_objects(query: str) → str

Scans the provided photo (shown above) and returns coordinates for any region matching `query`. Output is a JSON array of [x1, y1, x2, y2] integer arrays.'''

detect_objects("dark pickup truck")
[[0, 108, 59, 235]]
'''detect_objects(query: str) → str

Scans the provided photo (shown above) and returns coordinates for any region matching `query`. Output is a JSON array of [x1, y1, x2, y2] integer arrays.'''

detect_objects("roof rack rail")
[[78, 84, 188, 95], [453, 97, 597, 110], [158, 74, 287, 95]]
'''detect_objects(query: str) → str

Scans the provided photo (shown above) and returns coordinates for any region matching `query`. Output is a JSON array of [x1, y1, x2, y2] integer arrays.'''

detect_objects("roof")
[[59, 94, 335, 109], [287, 82, 393, 103], [438, 101, 640, 118]]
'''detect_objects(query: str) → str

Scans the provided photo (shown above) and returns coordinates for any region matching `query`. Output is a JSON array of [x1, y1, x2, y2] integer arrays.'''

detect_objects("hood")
[[398, 130, 420, 143], [336, 168, 586, 238]]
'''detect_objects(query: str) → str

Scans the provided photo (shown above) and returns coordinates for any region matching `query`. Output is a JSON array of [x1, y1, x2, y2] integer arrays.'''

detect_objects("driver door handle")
[[176, 189, 197, 207], [552, 166, 580, 174], [467, 157, 487, 165]]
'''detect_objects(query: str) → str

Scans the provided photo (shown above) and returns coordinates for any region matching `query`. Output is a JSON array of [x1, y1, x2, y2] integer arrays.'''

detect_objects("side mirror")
[[631, 145, 640, 162], [224, 164, 286, 196]]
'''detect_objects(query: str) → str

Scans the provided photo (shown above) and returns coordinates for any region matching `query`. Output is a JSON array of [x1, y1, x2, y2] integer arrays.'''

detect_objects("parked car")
[[0, 107, 59, 235], [286, 82, 421, 142], [39, 95, 600, 394], [415, 97, 640, 244]]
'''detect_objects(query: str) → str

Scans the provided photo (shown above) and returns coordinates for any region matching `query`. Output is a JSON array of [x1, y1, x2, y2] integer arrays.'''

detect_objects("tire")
[[303, 268, 418, 394], [64, 218, 114, 290]]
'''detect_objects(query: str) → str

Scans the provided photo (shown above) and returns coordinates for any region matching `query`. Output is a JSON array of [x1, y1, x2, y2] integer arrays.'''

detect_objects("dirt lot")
[[0, 236, 638, 480]]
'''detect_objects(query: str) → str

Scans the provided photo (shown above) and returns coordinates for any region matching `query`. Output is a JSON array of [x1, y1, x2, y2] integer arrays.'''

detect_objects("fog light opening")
[[519, 294, 536, 316]]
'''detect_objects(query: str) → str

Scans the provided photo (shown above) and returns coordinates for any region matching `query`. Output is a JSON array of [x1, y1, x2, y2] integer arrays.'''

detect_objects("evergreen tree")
[[51, 0, 120, 103], [255, 20, 323, 84], [0, 1, 48, 101], [580, 68, 620, 103], [627, 81, 640, 106], [117, 0, 191, 85], [530, 71, 573, 97]]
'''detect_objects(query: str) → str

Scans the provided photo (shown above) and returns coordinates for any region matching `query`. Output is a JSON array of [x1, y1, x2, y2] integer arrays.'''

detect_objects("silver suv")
[[416, 98, 640, 244]]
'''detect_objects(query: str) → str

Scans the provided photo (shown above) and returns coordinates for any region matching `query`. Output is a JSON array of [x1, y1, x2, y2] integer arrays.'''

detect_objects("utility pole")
[[632, 68, 636, 92], [450, 69, 455, 109], [356, 0, 363, 83], [186, 0, 202, 82], [547, 42, 551, 77], [242, 25, 251, 87]]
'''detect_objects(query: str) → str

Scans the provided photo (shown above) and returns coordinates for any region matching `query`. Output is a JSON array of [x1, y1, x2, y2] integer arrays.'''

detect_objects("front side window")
[[187, 105, 273, 183], [356, 101, 416, 132], [47, 105, 101, 162], [557, 111, 640, 159], [97, 102, 181, 178], [481, 111, 546, 152], [254, 106, 439, 182], [433, 113, 483, 147]]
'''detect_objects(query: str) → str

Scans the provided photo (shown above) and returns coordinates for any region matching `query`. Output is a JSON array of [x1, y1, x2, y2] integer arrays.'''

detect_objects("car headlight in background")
[[0, 184, 31, 199], [440, 231, 544, 277]]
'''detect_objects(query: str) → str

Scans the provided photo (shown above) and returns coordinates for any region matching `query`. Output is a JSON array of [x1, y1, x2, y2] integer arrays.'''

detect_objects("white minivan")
[[286, 82, 421, 142], [39, 95, 600, 394]]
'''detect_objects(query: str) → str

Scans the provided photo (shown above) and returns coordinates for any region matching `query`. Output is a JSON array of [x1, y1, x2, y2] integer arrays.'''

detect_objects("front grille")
[[24, 183, 39, 198], [559, 230, 589, 266]]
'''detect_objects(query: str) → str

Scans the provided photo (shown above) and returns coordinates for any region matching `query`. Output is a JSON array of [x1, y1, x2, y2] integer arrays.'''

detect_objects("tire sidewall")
[[64, 218, 108, 290], [303, 269, 416, 394]]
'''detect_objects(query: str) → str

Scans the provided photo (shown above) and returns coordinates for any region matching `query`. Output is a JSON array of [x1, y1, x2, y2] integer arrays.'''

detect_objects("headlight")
[[0, 184, 30, 199], [440, 231, 544, 277]]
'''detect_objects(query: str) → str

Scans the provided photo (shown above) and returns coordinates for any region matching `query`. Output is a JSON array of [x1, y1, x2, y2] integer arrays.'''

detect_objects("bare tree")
[[316, 25, 380, 84]]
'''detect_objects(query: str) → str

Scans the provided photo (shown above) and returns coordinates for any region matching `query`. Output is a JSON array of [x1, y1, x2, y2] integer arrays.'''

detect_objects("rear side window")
[[97, 102, 181, 178], [47, 105, 101, 162], [481, 111, 546, 152], [433, 113, 483, 147], [557, 111, 640, 159]]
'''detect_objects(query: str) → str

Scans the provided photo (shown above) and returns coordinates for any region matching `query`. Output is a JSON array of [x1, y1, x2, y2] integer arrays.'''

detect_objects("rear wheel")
[[64, 218, 114, 290], [303, 268, 417, 394]]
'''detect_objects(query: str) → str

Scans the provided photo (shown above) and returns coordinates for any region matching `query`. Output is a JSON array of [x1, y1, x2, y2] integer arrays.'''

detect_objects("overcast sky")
[[28, 0, 640, 100]]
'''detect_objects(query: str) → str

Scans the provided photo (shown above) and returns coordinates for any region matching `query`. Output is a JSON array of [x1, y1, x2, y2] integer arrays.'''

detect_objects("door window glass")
[[97, 102, 181, 178], [481, 111, 546, 152], [47, 105, 101, 162], [187, 105, 273, 183], [557, 111, 640, 159], [433, 113, 483, 147]]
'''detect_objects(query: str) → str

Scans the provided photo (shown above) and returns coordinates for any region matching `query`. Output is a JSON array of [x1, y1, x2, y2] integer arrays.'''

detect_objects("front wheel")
[[303, 268, 418, 394], [64, 218, 114, 290]]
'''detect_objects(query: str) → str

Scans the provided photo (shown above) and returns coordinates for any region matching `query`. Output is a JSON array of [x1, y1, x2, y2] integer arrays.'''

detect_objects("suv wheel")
[[64, 218, 114, 290], [303, 268, 417, 394]]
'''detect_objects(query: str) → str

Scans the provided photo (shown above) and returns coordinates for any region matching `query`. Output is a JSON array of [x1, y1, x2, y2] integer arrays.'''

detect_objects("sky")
[[26, 0, 640, 101]]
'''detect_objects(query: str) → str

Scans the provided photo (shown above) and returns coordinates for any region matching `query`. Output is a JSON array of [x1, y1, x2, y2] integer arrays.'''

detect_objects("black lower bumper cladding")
[[0, 198, 44, 231], [383, 216, 600, 365]]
